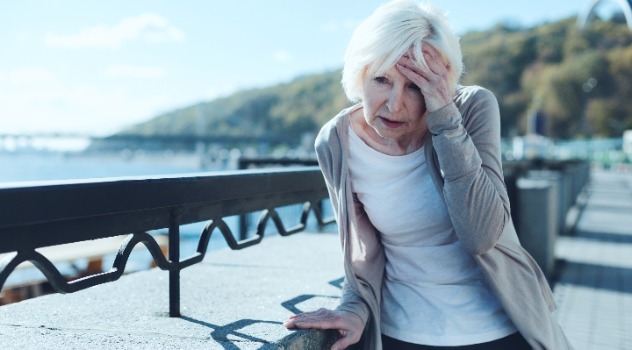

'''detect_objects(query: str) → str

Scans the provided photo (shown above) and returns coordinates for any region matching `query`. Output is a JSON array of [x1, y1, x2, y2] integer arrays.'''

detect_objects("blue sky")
[[0, 1, 610, 136]]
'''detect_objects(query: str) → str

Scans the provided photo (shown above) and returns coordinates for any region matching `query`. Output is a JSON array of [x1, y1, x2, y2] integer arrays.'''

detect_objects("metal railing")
[[237, 157, 320, 239], [0, 167, 334, 316]]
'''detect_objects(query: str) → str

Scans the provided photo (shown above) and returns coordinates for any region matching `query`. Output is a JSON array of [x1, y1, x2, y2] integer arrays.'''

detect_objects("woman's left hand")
[[396, 45, 454, 112], [284, 308, 364, 350]]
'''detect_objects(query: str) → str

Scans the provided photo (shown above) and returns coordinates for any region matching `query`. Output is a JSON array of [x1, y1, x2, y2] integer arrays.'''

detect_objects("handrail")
[[237, 157, 320, 239], [0, 167, 334, 316]]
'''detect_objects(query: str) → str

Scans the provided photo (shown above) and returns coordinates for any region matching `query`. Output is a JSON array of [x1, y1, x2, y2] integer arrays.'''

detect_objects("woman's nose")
[[387, 87, 405, 112]]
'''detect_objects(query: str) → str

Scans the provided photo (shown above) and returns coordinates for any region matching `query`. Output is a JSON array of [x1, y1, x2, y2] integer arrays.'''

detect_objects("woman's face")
[[360, 65, 428, 143]]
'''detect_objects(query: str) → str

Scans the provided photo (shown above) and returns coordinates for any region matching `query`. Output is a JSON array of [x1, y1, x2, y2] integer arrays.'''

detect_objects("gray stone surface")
[[517, 177, 558, 278], [0, 232, 344, 349], [553, 169, 632, 350]]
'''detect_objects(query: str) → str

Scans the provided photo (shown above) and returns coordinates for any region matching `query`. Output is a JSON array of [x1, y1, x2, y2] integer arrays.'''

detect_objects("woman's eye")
[[373, 76, 389, 84], [409, 83, 421, 92]]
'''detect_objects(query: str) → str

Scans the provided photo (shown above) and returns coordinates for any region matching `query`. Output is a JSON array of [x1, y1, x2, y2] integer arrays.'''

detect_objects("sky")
[[0, 1, 608, 137]]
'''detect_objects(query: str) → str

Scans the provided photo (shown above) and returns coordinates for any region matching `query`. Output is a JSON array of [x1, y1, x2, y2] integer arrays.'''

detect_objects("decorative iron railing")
[[0, 167, 334, 316]]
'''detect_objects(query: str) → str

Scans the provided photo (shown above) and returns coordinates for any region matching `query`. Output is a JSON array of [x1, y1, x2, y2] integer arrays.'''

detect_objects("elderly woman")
[[284, 1, 572, 349]]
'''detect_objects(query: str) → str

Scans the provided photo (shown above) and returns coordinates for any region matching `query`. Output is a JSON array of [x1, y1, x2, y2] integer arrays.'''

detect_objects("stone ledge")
[[0, 232, 343, 349]]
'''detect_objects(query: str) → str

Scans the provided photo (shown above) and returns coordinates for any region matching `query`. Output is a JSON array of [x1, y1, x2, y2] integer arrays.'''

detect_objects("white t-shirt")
[[348, 125, 516, 346]]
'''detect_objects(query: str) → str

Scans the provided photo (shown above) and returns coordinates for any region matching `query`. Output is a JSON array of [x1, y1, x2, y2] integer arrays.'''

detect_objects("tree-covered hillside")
[[119, 69, 350, 146], [460, 16, 632, 138], [119, 16, 632, 144]]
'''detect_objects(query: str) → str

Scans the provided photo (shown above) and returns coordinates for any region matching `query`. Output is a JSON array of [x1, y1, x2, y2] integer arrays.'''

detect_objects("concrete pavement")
[[553, 169, 632, 350], [0, 232, 345, 349]]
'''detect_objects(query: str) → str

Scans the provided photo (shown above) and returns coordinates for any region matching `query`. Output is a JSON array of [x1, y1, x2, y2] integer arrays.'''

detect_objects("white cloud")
[[105, 64, 165, 79], [45, 13, 185, 49], [272, 50, 293, 63], [320, 18, 359, 33]]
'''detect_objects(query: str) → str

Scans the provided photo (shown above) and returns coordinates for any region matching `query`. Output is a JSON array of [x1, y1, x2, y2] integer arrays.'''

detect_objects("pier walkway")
[[553, 168, 632, 350], [0, 167, 630, 349]]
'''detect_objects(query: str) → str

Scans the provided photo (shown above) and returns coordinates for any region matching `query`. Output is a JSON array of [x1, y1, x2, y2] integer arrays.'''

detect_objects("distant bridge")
[[0, 132, 297, 149], [0, 132, 294, 144], [578, 0, 632, 29], [0, 132, 97, 139]]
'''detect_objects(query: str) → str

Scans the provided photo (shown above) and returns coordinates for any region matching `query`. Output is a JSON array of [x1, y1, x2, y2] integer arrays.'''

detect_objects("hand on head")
[[396, 45, 454, 112]]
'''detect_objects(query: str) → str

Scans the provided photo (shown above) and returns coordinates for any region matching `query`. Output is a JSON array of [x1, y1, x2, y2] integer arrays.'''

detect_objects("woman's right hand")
[[284, 308, 365, 350]]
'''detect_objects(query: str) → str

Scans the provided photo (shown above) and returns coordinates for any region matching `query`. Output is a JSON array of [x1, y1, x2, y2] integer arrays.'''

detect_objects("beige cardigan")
[[314, 85, 573, 349]]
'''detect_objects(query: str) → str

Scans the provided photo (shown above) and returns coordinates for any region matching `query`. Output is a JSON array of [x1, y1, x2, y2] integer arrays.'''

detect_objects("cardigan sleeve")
[[314, 120, 371, 325], [425, 87, 511, 255], [314, 119, 343, 228]]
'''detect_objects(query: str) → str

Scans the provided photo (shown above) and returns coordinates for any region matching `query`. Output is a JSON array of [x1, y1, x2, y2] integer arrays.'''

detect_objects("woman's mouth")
[[379, 116, 404, 128]]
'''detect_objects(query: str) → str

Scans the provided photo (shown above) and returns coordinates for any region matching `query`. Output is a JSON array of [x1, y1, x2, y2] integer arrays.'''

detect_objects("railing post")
[[238, 158, 249, 241], [169, 209, 181, 317], [239, 214, 249, 240]]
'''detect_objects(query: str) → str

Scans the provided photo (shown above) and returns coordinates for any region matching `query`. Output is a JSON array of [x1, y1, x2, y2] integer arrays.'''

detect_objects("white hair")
[[342, 0, 463, 102]]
